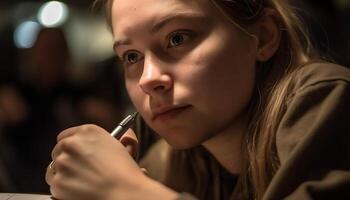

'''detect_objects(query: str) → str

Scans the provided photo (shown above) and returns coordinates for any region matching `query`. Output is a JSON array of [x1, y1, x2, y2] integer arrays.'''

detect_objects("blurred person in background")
[[0, 27, 85, 193]]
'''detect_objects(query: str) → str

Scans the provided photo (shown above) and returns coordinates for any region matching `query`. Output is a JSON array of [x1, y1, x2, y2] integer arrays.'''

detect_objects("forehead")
[[111, 0, 212, 36]]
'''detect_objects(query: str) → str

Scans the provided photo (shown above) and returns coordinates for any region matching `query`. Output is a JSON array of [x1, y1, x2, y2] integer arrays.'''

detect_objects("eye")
[[122, 51, 143, 65], [167, 31, 191, 48]]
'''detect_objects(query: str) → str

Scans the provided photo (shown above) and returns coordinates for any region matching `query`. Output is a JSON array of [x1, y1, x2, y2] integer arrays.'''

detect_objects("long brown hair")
[[96, 0, 319, 199], [210, 0, 318, 199]]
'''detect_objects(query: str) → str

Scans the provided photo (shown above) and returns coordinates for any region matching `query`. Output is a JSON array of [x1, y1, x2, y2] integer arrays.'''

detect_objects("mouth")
[[152, 105, 191, 121]]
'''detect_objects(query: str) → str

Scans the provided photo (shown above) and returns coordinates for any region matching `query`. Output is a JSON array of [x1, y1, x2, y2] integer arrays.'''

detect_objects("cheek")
[[181, 28, 257, 113], [186, 29, 256, 89]]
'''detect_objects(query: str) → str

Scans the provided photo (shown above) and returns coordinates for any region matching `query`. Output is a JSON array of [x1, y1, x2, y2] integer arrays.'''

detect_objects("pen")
[[111, 112, 138, 139]]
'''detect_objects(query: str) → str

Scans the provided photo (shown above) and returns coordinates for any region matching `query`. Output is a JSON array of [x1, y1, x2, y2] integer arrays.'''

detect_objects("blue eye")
[[123, 51, 143, 65], [168, 32, 191, 48]]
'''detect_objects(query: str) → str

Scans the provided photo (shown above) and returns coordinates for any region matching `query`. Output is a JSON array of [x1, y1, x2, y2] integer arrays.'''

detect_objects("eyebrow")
[[113, 12, 206, 51], [113, 38, 132, 51]]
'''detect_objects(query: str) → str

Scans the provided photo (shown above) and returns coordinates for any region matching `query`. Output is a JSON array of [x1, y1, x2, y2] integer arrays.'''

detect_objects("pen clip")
[[119, 112, 138, 127], [119, 115, 133, 127]]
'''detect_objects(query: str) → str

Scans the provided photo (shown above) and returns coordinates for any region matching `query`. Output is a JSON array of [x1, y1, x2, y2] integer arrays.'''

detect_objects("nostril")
[[154, 85, 166, 91]]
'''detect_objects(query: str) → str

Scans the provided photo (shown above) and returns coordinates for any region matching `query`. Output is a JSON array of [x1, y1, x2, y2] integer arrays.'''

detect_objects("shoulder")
[[291, 62, 350, 93], [275, 62, 350, 164], [266, 62, 350, 199], [281, 62, 350, 120]]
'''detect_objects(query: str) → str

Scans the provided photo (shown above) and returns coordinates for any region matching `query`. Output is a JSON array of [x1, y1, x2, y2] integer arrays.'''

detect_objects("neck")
[[202, 115, 247, 175]]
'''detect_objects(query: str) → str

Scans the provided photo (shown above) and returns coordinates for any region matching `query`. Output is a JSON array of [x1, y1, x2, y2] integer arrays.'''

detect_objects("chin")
[[150, 121, 214, 149]]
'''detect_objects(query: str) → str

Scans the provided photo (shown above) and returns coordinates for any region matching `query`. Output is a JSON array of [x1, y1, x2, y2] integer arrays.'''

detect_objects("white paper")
[[0, 193, 52, 200]]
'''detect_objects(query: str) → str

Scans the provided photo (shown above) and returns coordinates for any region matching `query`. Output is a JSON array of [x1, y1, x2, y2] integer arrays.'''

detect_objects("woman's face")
[[111, 0, 258, 149]]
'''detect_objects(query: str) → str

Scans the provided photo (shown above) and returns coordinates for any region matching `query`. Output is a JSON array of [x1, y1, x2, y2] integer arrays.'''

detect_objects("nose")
[[139, 54, 173, 95]]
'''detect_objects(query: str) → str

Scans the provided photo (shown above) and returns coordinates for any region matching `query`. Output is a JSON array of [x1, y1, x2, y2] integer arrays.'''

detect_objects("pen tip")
[[132, 112, 138, 118]]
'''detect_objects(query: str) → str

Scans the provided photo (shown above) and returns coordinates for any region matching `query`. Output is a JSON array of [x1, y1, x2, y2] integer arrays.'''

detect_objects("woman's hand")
[[45, 124, 156, 200]]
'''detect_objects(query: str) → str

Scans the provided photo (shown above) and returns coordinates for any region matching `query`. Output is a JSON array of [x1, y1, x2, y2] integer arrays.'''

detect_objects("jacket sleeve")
[[264, 79, 350, 200]]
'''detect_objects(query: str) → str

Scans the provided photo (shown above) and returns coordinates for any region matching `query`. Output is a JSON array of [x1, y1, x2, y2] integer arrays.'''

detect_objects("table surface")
[[0, 193, 52, 200]]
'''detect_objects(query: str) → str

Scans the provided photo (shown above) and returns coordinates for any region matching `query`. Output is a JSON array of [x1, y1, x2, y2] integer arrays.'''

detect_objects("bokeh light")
[[38, 1, 69, 27], [14, 21, 41, 48]]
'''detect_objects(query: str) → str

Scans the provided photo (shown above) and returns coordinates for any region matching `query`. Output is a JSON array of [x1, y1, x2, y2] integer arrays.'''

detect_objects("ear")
[[255, 9, 281, 62]]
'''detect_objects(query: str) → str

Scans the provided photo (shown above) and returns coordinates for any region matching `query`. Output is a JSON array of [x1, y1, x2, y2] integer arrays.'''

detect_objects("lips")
[[151, 105, 191, 121]]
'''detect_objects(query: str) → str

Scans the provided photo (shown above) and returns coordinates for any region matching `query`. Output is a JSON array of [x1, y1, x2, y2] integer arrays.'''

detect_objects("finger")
[[52, 134, 77, 160], [49, 174, 63, 200], [51, 144, 61, 161], [57, 124, 109, 142], [119, 128, 139, 159], [45, 161, 55, 186], [53, 125, 95, 159], [51, 126, 78, 160], [56, 126, 80, 142]]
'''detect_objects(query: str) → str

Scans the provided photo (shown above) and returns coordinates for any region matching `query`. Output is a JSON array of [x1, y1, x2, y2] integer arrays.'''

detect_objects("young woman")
[[45, 0, 350, 199]]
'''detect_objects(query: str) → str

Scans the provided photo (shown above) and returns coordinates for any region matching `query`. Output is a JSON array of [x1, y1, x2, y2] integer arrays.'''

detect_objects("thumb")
[[119, 128, 139, 159]]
